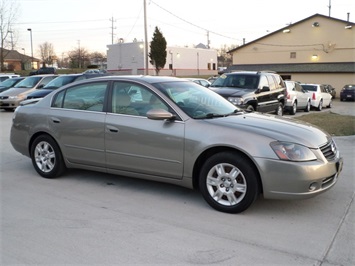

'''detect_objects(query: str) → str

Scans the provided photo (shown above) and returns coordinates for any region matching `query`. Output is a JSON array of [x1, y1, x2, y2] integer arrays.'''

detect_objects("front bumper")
[[255, 156, 343, 200]]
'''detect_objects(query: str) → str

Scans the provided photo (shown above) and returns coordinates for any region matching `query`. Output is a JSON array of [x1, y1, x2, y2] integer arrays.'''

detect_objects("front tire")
[[30, 135, 65, 178], [199, 152, 260, 213], [304, 101, 311, 112], [290, 102, 297, 115]]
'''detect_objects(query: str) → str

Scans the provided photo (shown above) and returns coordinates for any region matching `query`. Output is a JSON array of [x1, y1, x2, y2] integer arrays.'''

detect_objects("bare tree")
[[89, 51, 106, 68], [38, 42, 55, 67], [0, 0, 19, 71], [67, 47, 90, 69]]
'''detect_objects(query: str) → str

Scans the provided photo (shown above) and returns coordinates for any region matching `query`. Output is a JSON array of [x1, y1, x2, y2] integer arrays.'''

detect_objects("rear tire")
[[317, 100, 323, 111], [30, 135, 66, 178], [276, 102, 283, 116], [199, 152, 259, 213]]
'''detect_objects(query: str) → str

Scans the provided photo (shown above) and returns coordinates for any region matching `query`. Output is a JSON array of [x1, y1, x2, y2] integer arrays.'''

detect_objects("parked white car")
[[300, 84, 332, 111], [284, 80, 311, 115]]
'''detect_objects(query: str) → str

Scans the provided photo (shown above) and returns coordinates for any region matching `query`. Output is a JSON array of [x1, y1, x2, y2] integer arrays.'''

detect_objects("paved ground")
[[0, 100, 354, 266]]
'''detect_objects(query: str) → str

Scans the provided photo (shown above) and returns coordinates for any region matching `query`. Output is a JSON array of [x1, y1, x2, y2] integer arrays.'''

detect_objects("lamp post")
[[27, 28, 33, 69]]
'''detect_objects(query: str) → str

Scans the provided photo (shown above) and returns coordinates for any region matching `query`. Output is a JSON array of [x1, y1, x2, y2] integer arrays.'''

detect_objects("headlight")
[[227, 97, 244, 105], [270, 141, 317, 162]]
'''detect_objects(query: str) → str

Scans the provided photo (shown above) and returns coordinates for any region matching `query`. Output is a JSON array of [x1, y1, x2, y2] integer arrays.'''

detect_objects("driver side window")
[[111, 82, 169, 117]]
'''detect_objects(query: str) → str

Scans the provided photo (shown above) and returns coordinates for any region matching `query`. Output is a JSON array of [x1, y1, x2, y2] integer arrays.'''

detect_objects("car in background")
[[185, 78, 211, 87], [207, 75, 219, 84], [83, 69, 107, 74], [25, 73, 110, 100], [10, 76, 343, 214], [284, 80, 311, 115], [0, 77, 25, 93], [29, 67, 56, 76], [340, 84, 355, 101], [210, 71, 286, 115], [0, 74, 20, 82], [0, 74, 57, 110], [323, 84, 336, 99], [300, 84, 332, 111]]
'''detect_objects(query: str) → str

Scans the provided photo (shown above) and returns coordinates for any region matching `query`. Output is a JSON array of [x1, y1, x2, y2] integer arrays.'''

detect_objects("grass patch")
[[295, 111, 355, 136]]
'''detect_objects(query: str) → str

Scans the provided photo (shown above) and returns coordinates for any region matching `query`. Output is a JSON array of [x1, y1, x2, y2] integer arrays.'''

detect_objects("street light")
[[27, 28, 33, 69]]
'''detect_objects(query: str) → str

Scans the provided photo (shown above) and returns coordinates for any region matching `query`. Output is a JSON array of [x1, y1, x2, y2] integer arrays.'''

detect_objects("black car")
[[340, 84, 355, 101], [209, 71, 286, 115], [0, 77, 25, 93], [29, 67, 57, 76], [26, 73, 110, 99]]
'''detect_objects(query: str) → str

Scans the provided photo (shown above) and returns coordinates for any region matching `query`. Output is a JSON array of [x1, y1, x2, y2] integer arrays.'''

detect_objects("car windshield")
[[14, 76, 41, 88], [301, 85, 317, 91], [211, 74, 259, 89], [43, 76, 79, 89], [0, 78, 20, 87], [153, 81, 240, 119]]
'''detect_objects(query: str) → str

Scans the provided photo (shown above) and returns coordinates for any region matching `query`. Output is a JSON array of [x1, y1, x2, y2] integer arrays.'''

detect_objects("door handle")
[[51, 117, 60, 123], [106, 125, 119, 133]]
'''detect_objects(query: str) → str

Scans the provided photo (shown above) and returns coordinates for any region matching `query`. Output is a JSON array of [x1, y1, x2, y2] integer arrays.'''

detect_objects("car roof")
[[80, 75, 183, 84]]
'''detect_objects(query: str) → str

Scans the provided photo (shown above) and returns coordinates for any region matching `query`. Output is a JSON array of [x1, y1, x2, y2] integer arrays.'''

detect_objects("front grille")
[[320, 140, 337, 161]]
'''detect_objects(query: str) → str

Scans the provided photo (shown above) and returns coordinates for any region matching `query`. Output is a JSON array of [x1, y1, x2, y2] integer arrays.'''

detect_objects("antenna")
[[328, 0, 332, 17]]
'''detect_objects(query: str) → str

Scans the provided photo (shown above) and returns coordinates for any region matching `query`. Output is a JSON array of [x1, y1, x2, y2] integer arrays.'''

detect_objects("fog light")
[[309, 182, 318, 191]]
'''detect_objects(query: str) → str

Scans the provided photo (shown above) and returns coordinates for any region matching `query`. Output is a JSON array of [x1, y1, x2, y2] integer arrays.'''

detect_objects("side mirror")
[[147, 109, 176, 121]]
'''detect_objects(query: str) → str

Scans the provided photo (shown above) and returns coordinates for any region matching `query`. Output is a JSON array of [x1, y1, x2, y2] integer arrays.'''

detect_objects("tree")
[[67, 47, 90, 69], [0, 0, 19, 71], [149, 27, 167, 75], [217, 44, 238, 68], [39, 42, 55, 67]]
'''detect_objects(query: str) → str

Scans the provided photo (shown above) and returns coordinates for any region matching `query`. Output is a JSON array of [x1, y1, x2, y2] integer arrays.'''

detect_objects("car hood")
[[27, 89, 52, 97], [210, 86, 254, 97], [0, 87, 31, 96], [206, 112, 330, 148]]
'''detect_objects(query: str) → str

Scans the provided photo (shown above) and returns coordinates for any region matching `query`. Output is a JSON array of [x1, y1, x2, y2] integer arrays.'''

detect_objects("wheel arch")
[[28, 132, 62, 158], [192, 146, 263, 193]]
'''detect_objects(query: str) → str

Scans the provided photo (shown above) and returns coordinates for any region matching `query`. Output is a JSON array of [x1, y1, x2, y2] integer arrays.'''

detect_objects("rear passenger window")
[[266, 75, 276, 90], [52, 82, 107, 111]]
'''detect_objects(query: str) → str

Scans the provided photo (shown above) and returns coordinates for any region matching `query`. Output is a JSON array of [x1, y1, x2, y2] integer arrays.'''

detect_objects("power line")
[[150, 0, 242, 43]]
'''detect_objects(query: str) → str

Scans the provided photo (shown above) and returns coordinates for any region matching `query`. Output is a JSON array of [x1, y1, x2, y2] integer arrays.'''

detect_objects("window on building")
[[290, 52, 296, 59]]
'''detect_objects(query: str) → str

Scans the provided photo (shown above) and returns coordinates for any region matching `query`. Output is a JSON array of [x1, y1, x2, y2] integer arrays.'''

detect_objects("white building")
[[106, 41, 218, 76]]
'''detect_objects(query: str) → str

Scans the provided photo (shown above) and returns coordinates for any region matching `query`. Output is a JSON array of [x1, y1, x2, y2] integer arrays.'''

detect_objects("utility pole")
[[207, 31, 210, 49], [78, 40, 81, 69], [144, 0, 149, 75], [109, 17, 116, 44]]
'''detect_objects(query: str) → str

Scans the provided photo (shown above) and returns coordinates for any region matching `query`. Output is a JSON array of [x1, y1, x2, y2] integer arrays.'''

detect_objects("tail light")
[[286, 91, 290, 99], [312, 93, 316, 100]]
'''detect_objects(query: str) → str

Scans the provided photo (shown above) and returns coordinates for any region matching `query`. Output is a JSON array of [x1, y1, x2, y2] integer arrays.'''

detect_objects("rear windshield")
[[301, 85, 317, 91], [211, 74, 259, 89]]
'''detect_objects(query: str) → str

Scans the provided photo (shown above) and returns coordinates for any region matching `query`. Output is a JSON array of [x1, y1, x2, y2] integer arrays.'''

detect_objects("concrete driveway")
[[1, 101, 354, 265]]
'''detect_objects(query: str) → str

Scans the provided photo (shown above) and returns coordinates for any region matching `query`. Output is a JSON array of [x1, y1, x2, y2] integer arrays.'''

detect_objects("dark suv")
[[210, 71, 286, 115]]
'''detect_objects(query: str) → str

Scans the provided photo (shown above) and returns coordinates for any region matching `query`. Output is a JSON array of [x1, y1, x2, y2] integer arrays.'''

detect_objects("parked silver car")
[[10, 76, 343, 213], [0, 74, 57, 110], [284, 80, 311, 115], [300, 83, 332, 111]]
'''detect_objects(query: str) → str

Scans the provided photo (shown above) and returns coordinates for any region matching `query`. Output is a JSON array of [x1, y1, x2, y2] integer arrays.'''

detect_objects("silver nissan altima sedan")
[[10, 75, 343, 213]]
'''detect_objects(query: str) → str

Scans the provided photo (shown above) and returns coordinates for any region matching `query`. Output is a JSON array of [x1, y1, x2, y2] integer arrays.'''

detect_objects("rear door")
[[49, 81, 108, 168]]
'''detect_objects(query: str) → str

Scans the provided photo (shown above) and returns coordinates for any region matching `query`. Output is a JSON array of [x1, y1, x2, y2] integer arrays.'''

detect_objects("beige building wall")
[[229, 14, 355, 96], [233, 16, 354, 64]]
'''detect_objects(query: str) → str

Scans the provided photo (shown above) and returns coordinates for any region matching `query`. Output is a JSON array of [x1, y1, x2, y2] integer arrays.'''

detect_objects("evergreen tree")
[[149, 27, 167, 75]]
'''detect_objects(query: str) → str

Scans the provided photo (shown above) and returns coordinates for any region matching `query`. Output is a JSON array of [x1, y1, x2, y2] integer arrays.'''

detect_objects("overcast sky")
[[13, 0, 354, 57]]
